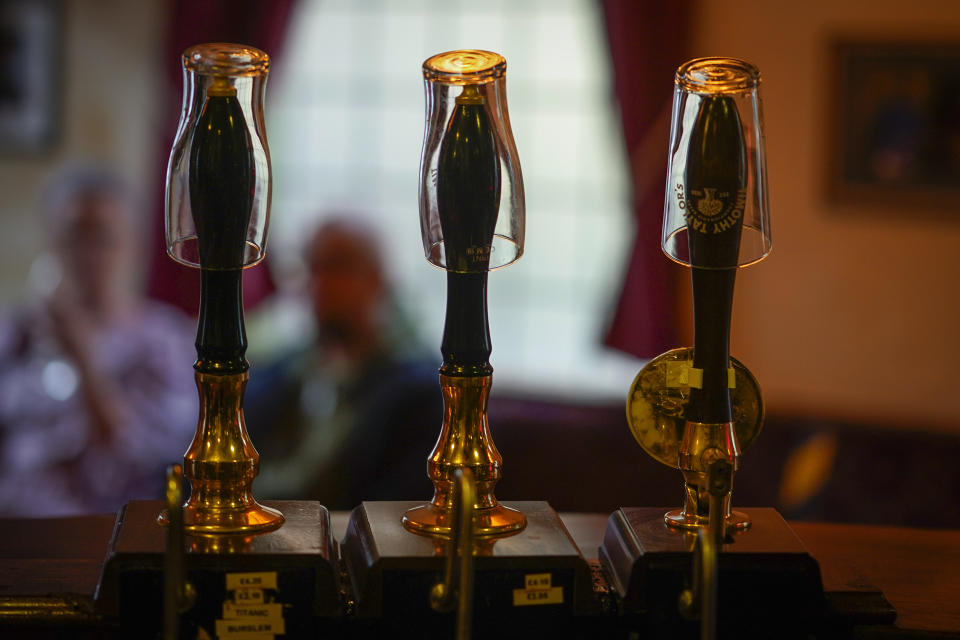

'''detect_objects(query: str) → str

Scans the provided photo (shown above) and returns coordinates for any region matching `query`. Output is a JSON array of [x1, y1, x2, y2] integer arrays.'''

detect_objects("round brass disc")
[[626, 347, 764, 469]]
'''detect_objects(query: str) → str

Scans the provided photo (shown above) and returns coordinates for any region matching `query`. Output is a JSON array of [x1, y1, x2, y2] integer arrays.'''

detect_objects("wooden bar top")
[[555, 512, 960, 635], [2, 511, 958, 635], [792, 521, 960, 633]]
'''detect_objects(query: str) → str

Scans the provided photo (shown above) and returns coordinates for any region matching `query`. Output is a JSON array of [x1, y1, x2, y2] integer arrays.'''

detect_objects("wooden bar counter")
[[2, 511, 958, 637]]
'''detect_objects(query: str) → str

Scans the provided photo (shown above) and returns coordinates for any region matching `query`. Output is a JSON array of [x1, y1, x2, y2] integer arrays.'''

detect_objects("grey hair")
[[40, 161, 140, 232]]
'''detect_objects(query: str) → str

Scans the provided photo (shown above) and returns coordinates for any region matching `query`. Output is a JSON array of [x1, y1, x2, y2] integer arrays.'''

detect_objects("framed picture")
[[0, 0, 61, 155], [827, 39, 960, 208]]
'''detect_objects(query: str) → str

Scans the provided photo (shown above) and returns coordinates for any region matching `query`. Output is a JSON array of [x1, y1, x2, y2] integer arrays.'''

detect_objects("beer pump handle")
[[683, 95, 747, 425], [677, 459, 733, 640], [430, 468, 477, 640], [163, 465, 195, 640]]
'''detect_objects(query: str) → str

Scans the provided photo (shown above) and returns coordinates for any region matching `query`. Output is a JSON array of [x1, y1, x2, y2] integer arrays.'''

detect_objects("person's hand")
[[45, 288, 123, 446], [46, 289, 96, 368]]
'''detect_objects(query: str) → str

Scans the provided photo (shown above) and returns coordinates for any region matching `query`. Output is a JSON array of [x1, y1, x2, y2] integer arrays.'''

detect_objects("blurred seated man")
[[0, 166, 196, 516], [245, 219, 440, 508]]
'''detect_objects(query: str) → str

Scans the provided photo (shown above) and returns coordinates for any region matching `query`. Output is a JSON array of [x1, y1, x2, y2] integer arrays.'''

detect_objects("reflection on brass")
[[429, 535, 501, 558], [626, 347, 763, 469], [403, 375, 526, 537], [158, 372, 283, 535], [0, 595, 102, 626], [0, 595, 102, 627], [187, 535, 254, 554], [430, 468, 477, 640]]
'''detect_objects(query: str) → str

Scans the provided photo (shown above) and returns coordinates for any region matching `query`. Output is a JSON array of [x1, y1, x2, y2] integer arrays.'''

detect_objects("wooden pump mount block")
[[600, 507, 896, 638], [96, 500, 341, 637], [342, 501, 597, 639]]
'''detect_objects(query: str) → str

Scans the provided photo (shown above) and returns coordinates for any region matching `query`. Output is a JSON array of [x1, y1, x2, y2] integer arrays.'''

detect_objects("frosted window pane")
[[266, 0, 641, 399]]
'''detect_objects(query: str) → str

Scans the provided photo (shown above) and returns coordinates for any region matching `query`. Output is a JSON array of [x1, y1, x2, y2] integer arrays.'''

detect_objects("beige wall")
[[690, 0, 960, 429], [0, 0, 163, 305]]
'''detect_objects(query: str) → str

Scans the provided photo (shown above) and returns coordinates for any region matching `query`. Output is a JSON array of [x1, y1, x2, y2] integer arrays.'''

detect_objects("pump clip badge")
[[682, 185, 745, 235]]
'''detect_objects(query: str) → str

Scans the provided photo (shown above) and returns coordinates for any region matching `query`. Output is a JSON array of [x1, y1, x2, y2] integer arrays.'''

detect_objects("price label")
[[219, 572, 283, 639], [222, 602, 283, 620], [232, 588, 264, 605], [513, 573, 563, 607], [513, 586, 564, 606], [225, 572, 277, 591], [524, 573, 552, 589], [214, 618, 284, 638]]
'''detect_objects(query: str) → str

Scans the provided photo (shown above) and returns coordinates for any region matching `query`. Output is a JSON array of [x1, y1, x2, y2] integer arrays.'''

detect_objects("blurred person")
[[0, 166, 196, 516], [245, 218, 440, 508]]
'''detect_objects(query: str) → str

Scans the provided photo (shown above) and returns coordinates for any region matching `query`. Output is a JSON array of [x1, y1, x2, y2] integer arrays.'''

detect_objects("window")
[[265, 0, 641, 400]]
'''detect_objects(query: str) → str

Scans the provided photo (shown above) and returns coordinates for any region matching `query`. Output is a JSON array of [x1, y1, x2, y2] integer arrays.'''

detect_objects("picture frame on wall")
[[0, 0, 60, 155], [827, 39, 960, 209]]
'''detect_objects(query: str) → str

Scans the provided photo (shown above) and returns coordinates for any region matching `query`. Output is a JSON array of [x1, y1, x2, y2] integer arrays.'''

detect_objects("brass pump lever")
[[430, 467, 477, 640], [678, 459, 733, 640], [163, 464, 196, 640]]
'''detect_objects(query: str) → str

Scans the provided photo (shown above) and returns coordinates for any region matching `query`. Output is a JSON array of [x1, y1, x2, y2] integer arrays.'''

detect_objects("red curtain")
[[146, 0, 297, 314], [600, 0, 692, 358]]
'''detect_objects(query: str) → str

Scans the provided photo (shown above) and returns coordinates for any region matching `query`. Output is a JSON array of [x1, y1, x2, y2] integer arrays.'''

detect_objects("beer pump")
[[599, 58, 826, 638], [96, 44, 340, 638], [341, 50, 595, 639]]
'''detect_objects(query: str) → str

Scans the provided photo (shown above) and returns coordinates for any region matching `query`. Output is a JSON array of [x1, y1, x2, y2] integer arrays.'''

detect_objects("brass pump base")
[[664, 509, 751, 532], [402, 374, 526, 538], [402, 502, 525, 538], [158, 371, 283, 536], [665, 424, 752, 534], [158, 502, 284, 536], [663, 422, 752, 534]]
